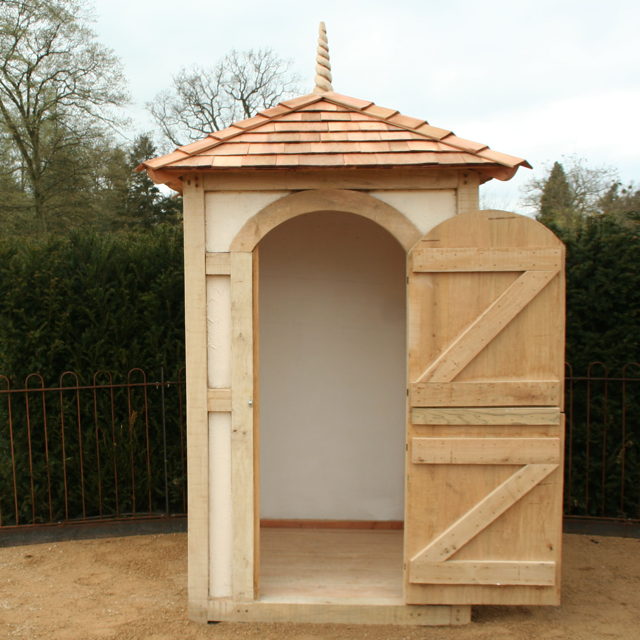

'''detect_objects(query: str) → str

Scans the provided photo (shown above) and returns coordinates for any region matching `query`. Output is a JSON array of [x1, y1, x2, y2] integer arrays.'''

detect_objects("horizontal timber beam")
[[411, 437, 561, 465], [410, 381, 561, 407], [411, 407, 561, 425], [411, 247, 562, 272], [410, 560, 556, 586]]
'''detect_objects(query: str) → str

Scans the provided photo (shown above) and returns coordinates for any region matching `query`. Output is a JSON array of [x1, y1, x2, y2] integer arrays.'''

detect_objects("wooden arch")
[[230, 189, 422, 252]]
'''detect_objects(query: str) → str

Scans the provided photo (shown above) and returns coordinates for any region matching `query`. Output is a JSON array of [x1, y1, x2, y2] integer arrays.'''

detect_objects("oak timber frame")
[[182, 168, 564, 625]]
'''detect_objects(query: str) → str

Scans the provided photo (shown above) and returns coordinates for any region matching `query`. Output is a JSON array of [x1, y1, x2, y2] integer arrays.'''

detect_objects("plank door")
[[405, 210, 565, 606]]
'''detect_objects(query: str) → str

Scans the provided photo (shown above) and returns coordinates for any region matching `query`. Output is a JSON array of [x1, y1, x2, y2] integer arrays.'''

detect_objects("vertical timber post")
[[230, 251, 255, 600], [183, 175, 210, 621]]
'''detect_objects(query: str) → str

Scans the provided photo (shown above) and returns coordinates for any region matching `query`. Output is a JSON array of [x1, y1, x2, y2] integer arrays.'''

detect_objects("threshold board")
[[207, 528, 471, 625]]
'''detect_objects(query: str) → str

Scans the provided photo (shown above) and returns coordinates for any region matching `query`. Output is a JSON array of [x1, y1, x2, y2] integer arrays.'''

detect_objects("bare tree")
[[522, 156, 619, 218], [148, 48, 301, 147], [0, 0, 128, 232]]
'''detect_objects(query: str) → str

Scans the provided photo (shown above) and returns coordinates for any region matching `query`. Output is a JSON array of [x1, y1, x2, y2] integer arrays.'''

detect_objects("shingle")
[[363, 104, 399, 119], [476, 148, 530, 167], [387, 113, 427, 130], [257, 104, 292, 118], [323, 92, 374, 110], [441, 135, 488, 153], [143, 150, 189, 168], [414, 123, 451, 140], [141, 90, 529, 180], [234, 114, 270, 130], [280, 94, 322, 109], [178, 137, 220, 155]]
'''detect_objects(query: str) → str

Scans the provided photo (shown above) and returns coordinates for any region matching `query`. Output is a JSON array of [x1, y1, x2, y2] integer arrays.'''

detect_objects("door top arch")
[[414, 208, 564, 250], [230, 189, 422, 252]]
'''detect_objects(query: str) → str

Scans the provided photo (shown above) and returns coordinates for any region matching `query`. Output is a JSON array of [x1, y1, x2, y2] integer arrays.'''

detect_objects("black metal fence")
[[565, 362, 640, 521], [1, 363, 639, 532], [0, 368, 186, 527]]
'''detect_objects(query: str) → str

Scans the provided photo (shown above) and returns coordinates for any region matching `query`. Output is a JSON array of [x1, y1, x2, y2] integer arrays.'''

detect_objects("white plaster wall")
[[205, 191, 288, 252], [371, 189, 456, 235], [259, 211, 406, 520]]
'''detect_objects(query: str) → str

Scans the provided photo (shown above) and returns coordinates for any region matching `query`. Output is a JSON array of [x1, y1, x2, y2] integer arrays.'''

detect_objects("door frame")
[[228, 189, 421, 600]]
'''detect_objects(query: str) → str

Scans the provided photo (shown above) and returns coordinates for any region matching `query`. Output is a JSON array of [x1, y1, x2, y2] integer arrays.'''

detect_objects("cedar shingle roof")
[[140, 91, 530, 191]]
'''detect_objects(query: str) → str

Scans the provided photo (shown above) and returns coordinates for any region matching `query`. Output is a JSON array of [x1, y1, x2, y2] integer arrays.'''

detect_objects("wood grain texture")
[[252, 245, 261, 597], [230, 251, 255, 601], [207, 388, 231, 412], [410, 381, 561, 407], [418, 270, 558, 383], [456, 172, 479, 215], [410, 560, 555, 586], [205, 252, 231, 275], [203, 168, 462, 192], [405, 209, 565, 607], [411, 407, 561, 425], [208, 599, 470, 625], [411, 437, 560, 465], [182, 176, 210, 621], [411, 464, 558, 564], [411, 247, 562, 272], [261, 519, 404, 530], [205, 528, 470, 624]]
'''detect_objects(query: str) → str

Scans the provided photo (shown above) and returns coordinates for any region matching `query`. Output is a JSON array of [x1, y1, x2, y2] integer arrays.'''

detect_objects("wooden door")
[[404, 210, 565, 606]]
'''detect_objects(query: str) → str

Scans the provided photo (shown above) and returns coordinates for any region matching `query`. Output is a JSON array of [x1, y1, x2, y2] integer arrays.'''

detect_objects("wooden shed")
[[141, 24, 565, 626]]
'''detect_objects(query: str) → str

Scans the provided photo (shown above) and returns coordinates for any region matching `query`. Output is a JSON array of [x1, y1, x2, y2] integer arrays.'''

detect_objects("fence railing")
[[565, 362, 640, 521], [1, 363, 639, 530], [0, 368, 186, 527]]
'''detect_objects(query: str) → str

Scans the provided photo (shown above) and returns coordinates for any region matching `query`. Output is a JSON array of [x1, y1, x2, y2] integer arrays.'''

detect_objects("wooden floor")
[[260, 528, 404, 604]]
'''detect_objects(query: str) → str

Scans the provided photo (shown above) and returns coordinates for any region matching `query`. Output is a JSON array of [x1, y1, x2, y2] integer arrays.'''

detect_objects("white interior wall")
[[259, 211, 406, 520]]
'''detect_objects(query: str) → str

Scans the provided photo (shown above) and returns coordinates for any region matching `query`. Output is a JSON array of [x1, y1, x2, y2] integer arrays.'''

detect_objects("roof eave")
[[144, 160, 530, 194]]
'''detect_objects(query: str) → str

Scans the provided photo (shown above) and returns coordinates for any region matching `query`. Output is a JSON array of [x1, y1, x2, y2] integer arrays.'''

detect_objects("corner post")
[[183, 175, 210, 621]]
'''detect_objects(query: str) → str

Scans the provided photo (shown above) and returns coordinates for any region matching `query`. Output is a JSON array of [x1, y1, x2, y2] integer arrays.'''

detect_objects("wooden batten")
[[207, 388, 232, 412], [205, 252, 231, 275], [410, 381, 561, 407], [410, 561, 556, 586], [411, 407, 561, 426], [203, 168, 462, 192], [208, 599, 471, 625], [411, 437, 561, 465], [411, 247, 563, 272]]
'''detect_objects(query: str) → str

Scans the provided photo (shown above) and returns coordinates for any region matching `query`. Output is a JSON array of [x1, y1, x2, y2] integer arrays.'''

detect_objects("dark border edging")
[[563, 516, 640, 538], [2, 514, 639, 548], [0, 515, 187, 547]]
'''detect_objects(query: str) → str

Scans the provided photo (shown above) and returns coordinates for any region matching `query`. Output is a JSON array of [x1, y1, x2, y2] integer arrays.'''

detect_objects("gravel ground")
[[0, 532, 638, 639]]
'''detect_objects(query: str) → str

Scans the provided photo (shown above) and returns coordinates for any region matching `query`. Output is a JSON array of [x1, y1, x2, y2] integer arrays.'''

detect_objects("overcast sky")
[[93, 0, 639, 211]]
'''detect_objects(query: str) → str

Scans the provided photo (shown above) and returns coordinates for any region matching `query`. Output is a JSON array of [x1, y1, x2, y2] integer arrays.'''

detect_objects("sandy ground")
[[0, 533, 638, 639]]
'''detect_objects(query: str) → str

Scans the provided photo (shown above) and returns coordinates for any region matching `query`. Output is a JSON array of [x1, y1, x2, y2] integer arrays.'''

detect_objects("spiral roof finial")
[[313, 22, 333, 94]]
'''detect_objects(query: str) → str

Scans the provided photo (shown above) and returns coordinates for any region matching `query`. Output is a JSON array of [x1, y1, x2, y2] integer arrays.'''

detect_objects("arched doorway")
[[257, 210, 406, 600]]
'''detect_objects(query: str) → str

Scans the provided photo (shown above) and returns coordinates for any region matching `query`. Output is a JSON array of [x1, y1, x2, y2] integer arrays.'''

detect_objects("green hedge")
[[0, 226, 185, 379], [0, 227, 186, 524]]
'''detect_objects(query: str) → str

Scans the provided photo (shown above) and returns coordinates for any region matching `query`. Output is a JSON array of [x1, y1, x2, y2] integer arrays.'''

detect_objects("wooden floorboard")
[[260, 527, 404, 603]]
